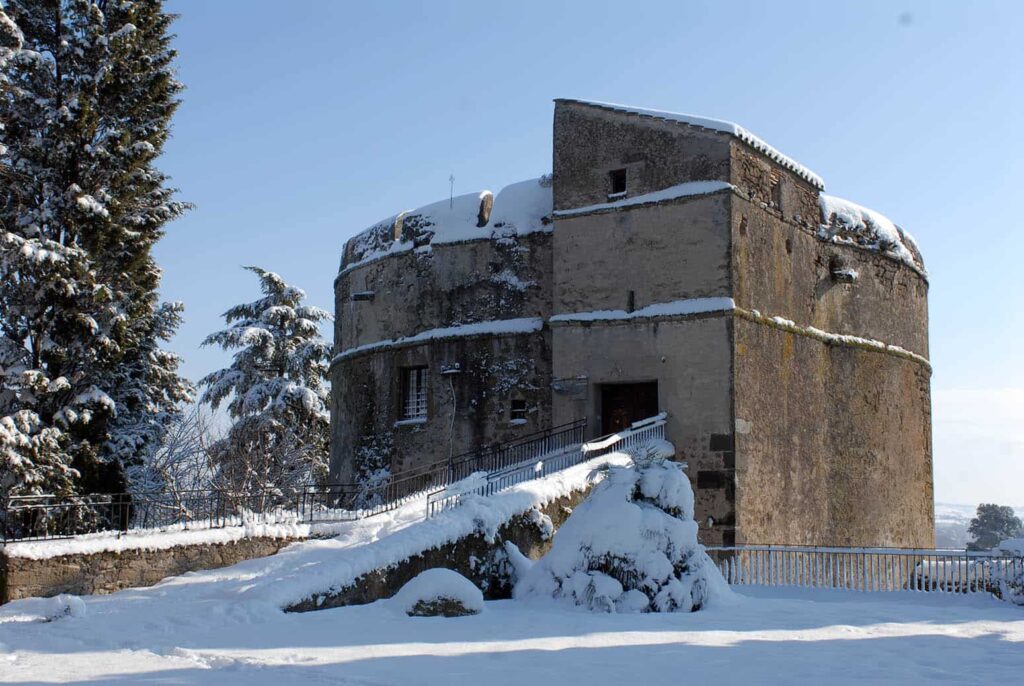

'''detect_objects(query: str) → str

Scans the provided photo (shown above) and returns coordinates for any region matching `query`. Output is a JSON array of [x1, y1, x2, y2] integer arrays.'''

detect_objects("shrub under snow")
[[391, 568, 484, 617], [515, 450, 731, 613]]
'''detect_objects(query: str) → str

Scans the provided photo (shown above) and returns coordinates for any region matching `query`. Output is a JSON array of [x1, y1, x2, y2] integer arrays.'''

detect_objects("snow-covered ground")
[[1, 583, 1021, 685], [2, 474, 1021, 684]]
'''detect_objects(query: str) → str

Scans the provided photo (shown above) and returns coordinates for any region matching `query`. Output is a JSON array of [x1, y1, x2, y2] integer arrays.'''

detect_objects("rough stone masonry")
[[329, 98, 932, 549]]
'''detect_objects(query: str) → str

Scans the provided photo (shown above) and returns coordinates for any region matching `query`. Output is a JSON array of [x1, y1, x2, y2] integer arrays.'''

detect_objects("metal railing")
[[581, 412, 668, 458], [446, 419, 588, 482], [707, 544, 1024, 596], [0, 490, 302, 543], [1, 419, 589, 543], [426, 413, 668, 517]]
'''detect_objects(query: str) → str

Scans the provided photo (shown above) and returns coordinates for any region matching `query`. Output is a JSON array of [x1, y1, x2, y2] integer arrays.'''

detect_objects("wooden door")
[[601, 382, 659, 435]]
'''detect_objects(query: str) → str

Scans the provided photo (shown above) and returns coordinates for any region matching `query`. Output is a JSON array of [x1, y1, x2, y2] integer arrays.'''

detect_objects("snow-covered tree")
[[0, 1, 191, 497], [199, 267, 332, 497], [515, 442, 731, 613], [968, 504, 1023, 551]]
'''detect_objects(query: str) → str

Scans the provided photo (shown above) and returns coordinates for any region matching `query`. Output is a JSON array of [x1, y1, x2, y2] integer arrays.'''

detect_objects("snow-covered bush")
[[515, 451, 731, 613], [391, 568, 484, 617]]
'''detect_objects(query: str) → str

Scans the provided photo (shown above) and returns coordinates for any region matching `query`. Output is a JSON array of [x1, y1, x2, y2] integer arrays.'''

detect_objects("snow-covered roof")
[[341, 176, 553, 275], [558, 99, 826, 190], [553, 181, 734, 219], [818, 194, 925, 273]]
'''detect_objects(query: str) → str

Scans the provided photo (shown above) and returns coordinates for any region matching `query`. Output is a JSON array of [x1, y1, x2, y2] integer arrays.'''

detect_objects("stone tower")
[[330, 99, 933, 548]]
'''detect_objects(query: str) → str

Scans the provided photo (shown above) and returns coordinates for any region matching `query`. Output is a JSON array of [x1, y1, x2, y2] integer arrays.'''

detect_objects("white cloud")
[[932, 388, 1024, 507]]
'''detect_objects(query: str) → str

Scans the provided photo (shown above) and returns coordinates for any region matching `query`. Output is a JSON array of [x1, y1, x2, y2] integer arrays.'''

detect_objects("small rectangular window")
[[510, 399, 528, 423], [401, 367, 428, 420], [770, 175, 783, 211], [609, 168, 627, 196]]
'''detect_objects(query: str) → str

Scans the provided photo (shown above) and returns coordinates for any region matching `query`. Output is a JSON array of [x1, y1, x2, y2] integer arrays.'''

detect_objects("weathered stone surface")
[[329, 98, 933, 550], [552, 101, 732, 211], [331, 229, 555, 483], [1, 536, 297, 604]]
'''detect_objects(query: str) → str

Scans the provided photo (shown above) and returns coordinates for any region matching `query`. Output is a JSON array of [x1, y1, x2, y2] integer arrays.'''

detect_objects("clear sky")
[[157, 0, 1023, 506]]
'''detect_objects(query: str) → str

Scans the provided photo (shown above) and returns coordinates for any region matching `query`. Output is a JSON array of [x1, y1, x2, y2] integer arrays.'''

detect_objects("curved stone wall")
[[330, 178, 555, 482]]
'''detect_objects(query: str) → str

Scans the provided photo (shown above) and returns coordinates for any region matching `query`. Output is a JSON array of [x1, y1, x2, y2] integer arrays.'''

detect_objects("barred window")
[[401, 367, 428, 420]]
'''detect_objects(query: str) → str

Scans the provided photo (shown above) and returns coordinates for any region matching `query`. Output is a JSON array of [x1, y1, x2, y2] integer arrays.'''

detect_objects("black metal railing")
[[0, 489, 303, 543], [299, 418, 588, 520], [426, 414, 667, 517], [1, 419, 589, 543]]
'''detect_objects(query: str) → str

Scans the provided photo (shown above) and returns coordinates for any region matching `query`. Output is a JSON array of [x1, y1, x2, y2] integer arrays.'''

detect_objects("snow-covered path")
[[2, 586, 1022, 684]]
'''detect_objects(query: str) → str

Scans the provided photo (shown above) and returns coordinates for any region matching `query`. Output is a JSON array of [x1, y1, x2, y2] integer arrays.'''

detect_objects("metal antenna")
[[449, 174, 455, 208]]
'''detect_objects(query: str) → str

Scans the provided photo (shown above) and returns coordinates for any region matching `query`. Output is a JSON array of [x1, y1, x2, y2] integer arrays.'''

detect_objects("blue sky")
[[158, 0, 1023, 505]]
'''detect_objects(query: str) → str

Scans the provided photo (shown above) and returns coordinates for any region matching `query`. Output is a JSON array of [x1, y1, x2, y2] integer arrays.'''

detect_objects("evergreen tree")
[[968, 504, 1023, 551], [0, 1, 191, 497], [199, 267, 332, 497]]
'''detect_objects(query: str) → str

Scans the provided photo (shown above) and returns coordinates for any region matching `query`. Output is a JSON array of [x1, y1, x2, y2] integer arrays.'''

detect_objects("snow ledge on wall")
[[551, 297, 736, 323], [553, 181, 734, 218], [332, 317, 544, 364]]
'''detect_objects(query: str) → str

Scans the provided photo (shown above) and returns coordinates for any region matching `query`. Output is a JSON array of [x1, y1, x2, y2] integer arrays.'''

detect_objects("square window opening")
[[401, 366, 428, 420], [510, 398, 528, 422], [609, 168, 627, 195]]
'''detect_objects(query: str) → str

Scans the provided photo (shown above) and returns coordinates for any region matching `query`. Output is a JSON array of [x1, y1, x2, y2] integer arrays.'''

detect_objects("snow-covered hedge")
[[515, 451, 731, 613], [391, 568, 484, 617]]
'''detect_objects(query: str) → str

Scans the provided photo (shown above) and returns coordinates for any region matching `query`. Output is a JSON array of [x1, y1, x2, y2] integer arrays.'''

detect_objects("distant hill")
[[935, 503, 1023, 549]]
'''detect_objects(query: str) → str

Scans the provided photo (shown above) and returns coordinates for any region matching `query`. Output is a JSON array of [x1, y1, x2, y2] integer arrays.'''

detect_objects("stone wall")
[[1, 536, 298, 604], [552, 100, 732, 211], [331, 211, 555, 483], [336, 232, 553, 353], [733, 317, 934, 547], [330, 331, 553, 481], [550, 315, 735, 545], [551, 193, 733, 315], [730, 193, 929, 356], [287, 488, 590, 612], [727, 155, 932, 548]]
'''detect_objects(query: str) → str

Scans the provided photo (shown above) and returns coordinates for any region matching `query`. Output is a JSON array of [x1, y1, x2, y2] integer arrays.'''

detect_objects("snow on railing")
[[580, 412, 667, 457], [426, 413, 668, 518], [706, 544, 1024, 596]]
